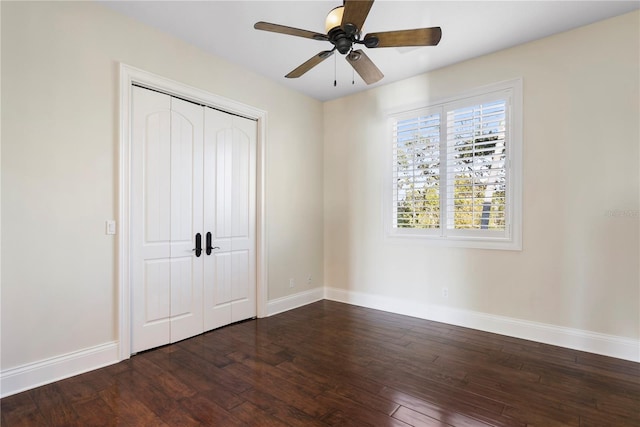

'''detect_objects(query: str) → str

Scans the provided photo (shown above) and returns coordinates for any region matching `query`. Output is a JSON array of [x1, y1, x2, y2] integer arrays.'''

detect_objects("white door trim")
[[118, 63, 268, 361]]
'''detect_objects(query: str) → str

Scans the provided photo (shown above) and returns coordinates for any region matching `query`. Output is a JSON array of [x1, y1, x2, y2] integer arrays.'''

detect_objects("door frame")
[[118, 63, 268, 360]]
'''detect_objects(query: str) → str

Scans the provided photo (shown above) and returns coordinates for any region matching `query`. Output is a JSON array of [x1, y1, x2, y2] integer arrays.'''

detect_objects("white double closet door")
[[131, 86, 256, 353]]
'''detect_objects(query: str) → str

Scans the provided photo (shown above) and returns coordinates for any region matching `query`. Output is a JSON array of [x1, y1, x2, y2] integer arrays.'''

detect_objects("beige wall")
[[1, 1, 324, 369], [324, 11, 639, 340]]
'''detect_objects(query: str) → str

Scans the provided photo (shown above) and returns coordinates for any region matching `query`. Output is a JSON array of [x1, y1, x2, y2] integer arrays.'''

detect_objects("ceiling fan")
[[254, 0, 442, 85]]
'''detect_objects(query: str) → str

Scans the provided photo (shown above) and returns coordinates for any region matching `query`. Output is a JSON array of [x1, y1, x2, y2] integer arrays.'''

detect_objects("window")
[[387, 79, 522, 250]]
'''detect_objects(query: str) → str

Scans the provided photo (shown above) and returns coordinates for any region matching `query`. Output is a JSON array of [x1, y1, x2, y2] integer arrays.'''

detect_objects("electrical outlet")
[[442, 287, 449, 298], [289, 278, 295, 288]]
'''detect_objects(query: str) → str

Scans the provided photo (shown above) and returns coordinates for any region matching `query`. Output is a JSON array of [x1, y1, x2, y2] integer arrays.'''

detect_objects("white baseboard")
[[266, 287, 324, 317], [1, 341, 119, 398], [324, 287, 640, 362]]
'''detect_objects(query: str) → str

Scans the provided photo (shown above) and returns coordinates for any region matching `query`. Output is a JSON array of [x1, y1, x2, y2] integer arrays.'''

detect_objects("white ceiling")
[[101, 0, 639, 102]]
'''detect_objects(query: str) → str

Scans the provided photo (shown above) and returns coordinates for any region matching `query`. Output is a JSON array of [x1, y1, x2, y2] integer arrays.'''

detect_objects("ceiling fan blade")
[[254, 21, 328, 41], [365, 27, 442, 48], [341, 0, 374, 32], [286, 51, 335, 78], [346, 49, 383, 85]]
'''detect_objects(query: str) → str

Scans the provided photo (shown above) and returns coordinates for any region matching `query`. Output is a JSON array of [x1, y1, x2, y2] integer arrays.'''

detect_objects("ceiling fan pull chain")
[[334, 53, 337, 87], [352, 67, 355, 85]]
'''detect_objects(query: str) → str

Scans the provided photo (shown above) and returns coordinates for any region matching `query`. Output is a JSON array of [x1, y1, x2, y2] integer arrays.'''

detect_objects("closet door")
[[131, 87, 204, 353], [203, 108, 257, 330]]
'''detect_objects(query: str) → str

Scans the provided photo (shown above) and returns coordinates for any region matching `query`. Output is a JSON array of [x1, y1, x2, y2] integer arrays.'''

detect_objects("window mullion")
[[439, 106, 447, 237]]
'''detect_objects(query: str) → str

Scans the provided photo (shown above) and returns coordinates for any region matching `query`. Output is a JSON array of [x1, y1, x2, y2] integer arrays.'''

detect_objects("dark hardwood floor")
[[2, 300, 639, 426]]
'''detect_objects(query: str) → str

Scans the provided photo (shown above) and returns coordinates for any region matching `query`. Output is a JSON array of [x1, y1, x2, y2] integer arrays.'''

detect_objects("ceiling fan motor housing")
[[328, 27, 353, 54]]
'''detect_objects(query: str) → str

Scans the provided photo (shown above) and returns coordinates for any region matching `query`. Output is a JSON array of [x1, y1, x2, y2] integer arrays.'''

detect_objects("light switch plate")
[[106, 220, 117, 235]]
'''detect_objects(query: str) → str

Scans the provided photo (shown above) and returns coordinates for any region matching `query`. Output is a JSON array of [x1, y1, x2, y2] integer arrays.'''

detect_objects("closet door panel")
[[132, 87, 172, 352], [168, 98, 204, 344], [229, 117, 257, 323], [203, 109, 257, 330], [204, 112, 232, 330], [132, 88, 205, 352]]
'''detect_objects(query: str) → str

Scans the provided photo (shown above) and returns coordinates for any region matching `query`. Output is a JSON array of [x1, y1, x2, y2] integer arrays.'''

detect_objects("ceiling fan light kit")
[[254, 0, 442, 85], [325, 6, 344, 33]]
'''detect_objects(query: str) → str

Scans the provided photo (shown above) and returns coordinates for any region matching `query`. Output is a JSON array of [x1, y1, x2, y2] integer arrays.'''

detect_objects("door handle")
[[192, 233, 202, 257], [206, 232, 212, 255], [206, 232, 220, 255]]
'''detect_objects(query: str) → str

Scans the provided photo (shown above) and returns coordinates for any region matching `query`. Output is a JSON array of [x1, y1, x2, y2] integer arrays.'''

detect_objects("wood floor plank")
[[228, 401, 291, 426], [70, 396, 118, 427], [176, 392, 245, 426], [230, 350, 330, 396], [382, 386, 507, 427], [392, 405, 457, 427], [502, 403, 580, 426], [1, 300, 638, 426], [141, 346, 247, 410], [238, 387, 328, 427], [332, 384, 400, 416], [29, 383, 79, 426], [98, 383, 171, 426], [111, 368, 201, 426], [223, 360, 330, 418], [316, 390, 412, 427], [379, 385, 523, 427], [576, 354, 640, 380], [277, 356, 396, 414], [0, 391, 48, 427], [129, 352, 197, 399]]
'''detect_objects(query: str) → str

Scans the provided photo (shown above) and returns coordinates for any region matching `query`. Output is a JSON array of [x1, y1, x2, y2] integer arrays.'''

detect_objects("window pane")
[[393, 113, 440, 229], [446, 100, 507, 231]]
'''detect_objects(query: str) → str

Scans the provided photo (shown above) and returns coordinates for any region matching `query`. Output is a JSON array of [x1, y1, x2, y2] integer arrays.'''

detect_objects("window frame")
[[384, 78, 523, 250]]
